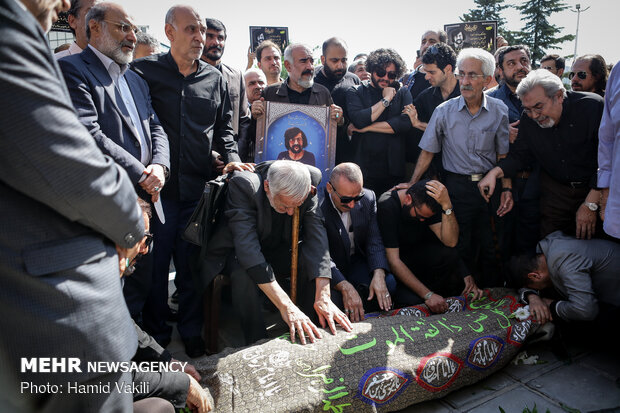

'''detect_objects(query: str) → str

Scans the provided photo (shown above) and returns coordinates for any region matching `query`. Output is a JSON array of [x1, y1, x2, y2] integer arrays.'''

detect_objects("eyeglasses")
[[144, 231, 153, 254], [568, 71, 587, 80], [522, 97, 554, 117], [329, 182, 364, 204], [104, 20, 139, 34], [455, 72, 486, 80], [374, 67, 398, 80]]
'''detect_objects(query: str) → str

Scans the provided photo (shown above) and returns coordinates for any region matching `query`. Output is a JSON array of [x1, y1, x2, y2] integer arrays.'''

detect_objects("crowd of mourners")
[[2, 0, 619, 412]]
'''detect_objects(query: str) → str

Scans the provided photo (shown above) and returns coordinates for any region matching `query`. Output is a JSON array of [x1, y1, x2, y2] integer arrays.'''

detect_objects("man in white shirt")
[[54, 0, 98, 59]]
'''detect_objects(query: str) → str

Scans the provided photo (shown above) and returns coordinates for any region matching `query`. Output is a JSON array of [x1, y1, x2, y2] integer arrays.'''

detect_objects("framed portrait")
[[249, 26, 289, 53], [444, 21, 497, 53], [255, 102, 337, 194]]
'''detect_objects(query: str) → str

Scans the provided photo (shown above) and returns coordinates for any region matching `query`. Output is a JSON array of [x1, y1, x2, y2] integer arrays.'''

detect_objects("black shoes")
[[183, 336, 206, 358]]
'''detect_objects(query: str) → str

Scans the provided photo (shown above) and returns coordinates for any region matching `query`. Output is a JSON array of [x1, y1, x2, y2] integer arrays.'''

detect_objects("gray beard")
[[298, 77, 314, 89], [99, 26, 133, 65]]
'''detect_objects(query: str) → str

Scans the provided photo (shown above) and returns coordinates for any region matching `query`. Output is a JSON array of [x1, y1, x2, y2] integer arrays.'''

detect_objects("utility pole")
[[570, 3, 590, 66]]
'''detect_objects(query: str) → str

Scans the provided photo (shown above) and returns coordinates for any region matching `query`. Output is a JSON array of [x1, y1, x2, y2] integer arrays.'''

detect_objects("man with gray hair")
[[251, 43, 343, 127], [201, 160, 353, 345], [54, 0, 98, 59], [321, 162, 396, 320], [479, 69, 605, 240], [134, 31, 160, 59], [408, 48, 511, 288]]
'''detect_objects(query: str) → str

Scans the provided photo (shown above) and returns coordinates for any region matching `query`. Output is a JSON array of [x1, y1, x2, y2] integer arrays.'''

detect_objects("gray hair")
[[136, 31, 159, 49], [516, 69, 567, 99], [244, 67, 266, 82], [266, 160, 311, 203], [84, 3, 108, 40], [456, 48, 496, 77], [283, 43, 311, 65], [330, 163, 363, 185]]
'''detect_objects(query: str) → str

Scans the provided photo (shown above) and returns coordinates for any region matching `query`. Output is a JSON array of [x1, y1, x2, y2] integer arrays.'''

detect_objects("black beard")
[[324, 64, 344, 81], [290, 145, 303, 154], [205, 47, 222, 61]]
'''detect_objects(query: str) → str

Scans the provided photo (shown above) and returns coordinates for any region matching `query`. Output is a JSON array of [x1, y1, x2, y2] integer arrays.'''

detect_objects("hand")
[[330, 104, 344, 125], [600, 188, 609, 221], [186, 374, 212, 412], [390, 182, 412, 191], [496, 190, 514, 217], [222, 162, 255, 174], [461, 275, 483, 301], [346, 123, 356, 137], [280, 303, 322, 345], [425, 293, 448, 313], [382, 86, 396, 101], [478, 172, 498, 202], [368, 270, 392, 311], [509, 120, 520, 143], [250, 98, 265, 118], [170, 358, 201, 381], [140, 164, 166, 202], [211, 151, 225, 175], [314, 294, 353, 335], [528, 294, 552, 325], [246, 46, 256, 70], [339, 281, 364, 322], [576, 203, 596, 239], [402, 104, 422, 129], [115, 243, 141, 277], [425, 180, 451, 210]]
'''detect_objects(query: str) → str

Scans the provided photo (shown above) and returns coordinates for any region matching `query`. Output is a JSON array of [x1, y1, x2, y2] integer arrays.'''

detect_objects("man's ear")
[[263, 179, 270, 196], [283, 59, 292, 72], [320, 55, 326, 66], [164, 23, 175, 42], [527, 271, 542, 282], [67, 13, 78, 31], [404, 193, 412, 206]]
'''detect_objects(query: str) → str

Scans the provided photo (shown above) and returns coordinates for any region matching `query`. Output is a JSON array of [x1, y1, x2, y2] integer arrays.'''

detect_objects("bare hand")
[[368, 270, 392, 311], [478, 173, 498, 202], [528, 294, 552, 324], [600, 188, 609, 221], [246, 46, 256, 70], [186, 374, 212, 412], [402, 103, 424, 130], [425, 180, 451, 210], [576, 203, 596, 239], [390, 182, 412, 191], [170, 359, 201, 381], [509, 120, 520, 143], [281, 303, 322, 344], [382, 86, 396, 101], [339, 281, 364, 322], [140, 164, 166, 202], [425, 293, 448, 313], [330, 104, 344, 125], [222, 162, 255, 174], [496, 190, 514, 217], [461, 275, 483, 301], [314, 294, 353, 335], [115, 243, 141, 277], [250, 98, 265, 118], [211, 151, 225, 175]]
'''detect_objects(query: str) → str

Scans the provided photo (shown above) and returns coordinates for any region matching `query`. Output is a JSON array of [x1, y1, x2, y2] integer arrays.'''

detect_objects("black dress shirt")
[[131, 52, 240, 201], [498, 91, 604, 188]]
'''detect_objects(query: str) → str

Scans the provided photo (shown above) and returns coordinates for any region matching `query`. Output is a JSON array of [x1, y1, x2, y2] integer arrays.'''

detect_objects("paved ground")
[[166, 279, 620, 413]]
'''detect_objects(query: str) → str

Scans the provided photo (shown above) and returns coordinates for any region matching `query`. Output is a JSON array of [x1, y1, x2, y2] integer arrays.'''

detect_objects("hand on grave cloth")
[[186, 374, 212, 412], [461, 275, 484, 301], [281, 303, 322, 345], [529, 295, 553, 324], [337, 280, 365, 322], [425, 292, 448, 314], [314, 277, 353, 335]]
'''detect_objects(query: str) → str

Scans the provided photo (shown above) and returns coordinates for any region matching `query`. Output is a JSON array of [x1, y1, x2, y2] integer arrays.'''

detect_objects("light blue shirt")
[[419, 94, 509, 175], [597, 63, 620, 238]]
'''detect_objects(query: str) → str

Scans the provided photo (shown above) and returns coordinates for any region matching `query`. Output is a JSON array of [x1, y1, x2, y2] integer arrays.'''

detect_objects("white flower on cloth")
[[511, 305, 531, 321]]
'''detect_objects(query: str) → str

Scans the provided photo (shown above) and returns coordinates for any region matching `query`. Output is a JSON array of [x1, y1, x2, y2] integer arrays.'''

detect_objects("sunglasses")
[[104, 20, 139, 34], [144, 232, 153, 253], [374, 67, 398, 80], [568, 71, 587, 80], [329, 182, 364, 204]]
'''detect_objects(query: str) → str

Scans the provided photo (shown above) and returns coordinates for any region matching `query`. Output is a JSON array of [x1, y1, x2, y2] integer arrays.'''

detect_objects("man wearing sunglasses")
[[347, 48, 413, 196], [321, 163, 396, 321], [540, 54, 565, 78], [377, 180, 482, 313], [570, 54, 608, 97], [478, 69, 605, 241]]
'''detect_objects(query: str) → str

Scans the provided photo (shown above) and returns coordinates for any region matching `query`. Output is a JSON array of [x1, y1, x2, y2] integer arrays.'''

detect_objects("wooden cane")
[[290, 206, 300, 304]]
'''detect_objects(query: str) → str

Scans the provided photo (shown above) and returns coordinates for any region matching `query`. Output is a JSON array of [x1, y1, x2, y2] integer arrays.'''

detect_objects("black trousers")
[[444, 173, 504, 288]]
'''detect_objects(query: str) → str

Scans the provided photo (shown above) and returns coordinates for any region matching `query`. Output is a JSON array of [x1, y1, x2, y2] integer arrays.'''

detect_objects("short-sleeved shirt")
[[377, 190, 441, 259], [419, 94, 510, 175]]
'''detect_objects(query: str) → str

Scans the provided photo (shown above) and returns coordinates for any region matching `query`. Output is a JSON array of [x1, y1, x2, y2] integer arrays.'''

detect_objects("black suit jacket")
[[59, 46, 169, 185], [321, 188, 389, 284]]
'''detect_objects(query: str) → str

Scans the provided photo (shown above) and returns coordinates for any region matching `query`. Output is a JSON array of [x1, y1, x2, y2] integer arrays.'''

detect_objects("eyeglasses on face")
[[329, 182, 364, 204], [522, 96, 555, 117], [455, 72, 486, 80], [374, 67, 398, 80], [568, 71, 587, 80], [104, 20, 139, 34]]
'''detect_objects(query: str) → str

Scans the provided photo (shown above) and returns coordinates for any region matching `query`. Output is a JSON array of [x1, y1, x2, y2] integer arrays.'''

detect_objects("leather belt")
[[444, 171, 486, 182]]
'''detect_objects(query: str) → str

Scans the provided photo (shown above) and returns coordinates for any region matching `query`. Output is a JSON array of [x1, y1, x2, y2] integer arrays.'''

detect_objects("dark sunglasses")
[[144, 232, 153, 254], [374, 67, 398, 80], [568, 71, 587, 80], [329, 182, 364, 204]]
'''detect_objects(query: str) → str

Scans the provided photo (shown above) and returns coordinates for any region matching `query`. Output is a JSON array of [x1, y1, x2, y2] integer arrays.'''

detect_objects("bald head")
[[164, 5, 205, 64]]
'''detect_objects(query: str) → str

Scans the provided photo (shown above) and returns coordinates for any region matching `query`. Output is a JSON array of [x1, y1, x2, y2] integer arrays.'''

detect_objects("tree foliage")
[[460, 0, 517, 45], [515, 0, 575, 65]]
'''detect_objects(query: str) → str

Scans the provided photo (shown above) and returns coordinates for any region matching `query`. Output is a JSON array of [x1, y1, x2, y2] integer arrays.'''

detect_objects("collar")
[[457, 93, 489, 113], [164, 50, 206, 76], [284, 78, 311, 95], [88, 44, 128, 77]]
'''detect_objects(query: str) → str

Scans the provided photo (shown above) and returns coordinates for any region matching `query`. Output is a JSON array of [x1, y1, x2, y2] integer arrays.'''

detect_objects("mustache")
[[120, 41, 134, 49], [208, 46, 222, 52], [302, 69, 313, 76], [461, 85, 474, 91]]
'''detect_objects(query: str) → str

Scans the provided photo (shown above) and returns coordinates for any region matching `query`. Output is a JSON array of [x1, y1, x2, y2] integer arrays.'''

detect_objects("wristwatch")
[[381, 98, 390, 107], [584, 202, 599, 211], [443, 208, 453, 215]]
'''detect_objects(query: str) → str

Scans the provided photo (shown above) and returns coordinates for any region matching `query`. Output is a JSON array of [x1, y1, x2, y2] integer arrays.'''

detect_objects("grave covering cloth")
[[195, 288, 538, 412]]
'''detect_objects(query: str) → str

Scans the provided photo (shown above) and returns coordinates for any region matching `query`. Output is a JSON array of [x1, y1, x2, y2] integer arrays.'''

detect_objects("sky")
[[124, 0, 619, 72]]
